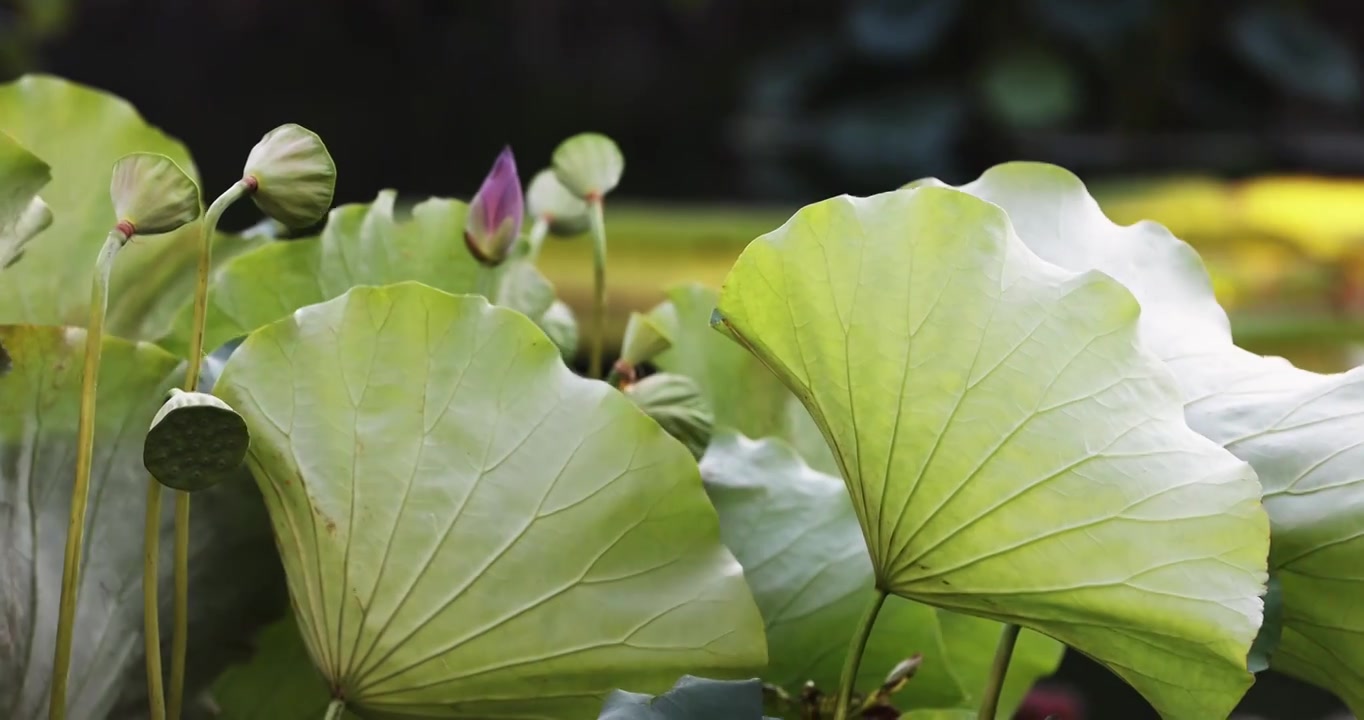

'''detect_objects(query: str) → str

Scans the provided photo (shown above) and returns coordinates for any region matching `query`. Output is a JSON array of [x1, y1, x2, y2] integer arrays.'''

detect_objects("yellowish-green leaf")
[[213, 282, 766, 718], [933, 161, 1364, 714], [700, 433, 1063, 718], [714, 186, 1270, 719]]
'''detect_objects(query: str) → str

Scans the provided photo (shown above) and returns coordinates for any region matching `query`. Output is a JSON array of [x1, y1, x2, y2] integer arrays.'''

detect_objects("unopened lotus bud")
[[464, 146, 524, 266], [144, 388, 250, 492], [624, 373, 713, 460], [242, 123, 336, 228], [526, 168, 589, 237], [109, 153, 201, 239], [551, 133, 624, 201]]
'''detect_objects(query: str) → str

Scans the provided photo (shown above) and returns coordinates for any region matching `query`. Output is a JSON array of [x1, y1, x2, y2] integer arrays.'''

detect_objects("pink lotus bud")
[[464, 146, 524, 266]]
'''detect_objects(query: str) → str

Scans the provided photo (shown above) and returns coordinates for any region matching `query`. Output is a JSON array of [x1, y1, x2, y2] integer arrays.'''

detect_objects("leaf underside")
[[714, 185, 1270, 719], [701, 432, 1063, 719], [213, 281, 766, 719], [932, 162, 1364, 713]]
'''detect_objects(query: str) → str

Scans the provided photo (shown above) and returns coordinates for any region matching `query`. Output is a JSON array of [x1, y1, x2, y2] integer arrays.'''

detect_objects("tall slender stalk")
[[323, 698, 346, 720], [588, 197, 608, 379], [525, 216, 549, 265], [143, 476, 166, 720], [49, 229, 127, 720], [832, 589, 887, 720], [976, 623, 1021, 720], [166, 180, 251, 720]]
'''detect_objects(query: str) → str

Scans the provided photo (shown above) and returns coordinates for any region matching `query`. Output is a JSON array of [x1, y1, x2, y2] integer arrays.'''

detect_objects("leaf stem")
[[49, 229, 126, 720], [324, 698, 346, 720], [832, 589, 887, 720], [167, 180, 250, 720], [525, 216, 549, 265], [143, 475, 166, 720], [588, 197, 607, 379], [977, 623, 1021, 720]]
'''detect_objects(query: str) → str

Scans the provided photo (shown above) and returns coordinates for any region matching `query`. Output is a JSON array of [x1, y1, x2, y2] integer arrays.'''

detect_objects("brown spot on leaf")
[[0, 340, 9, 377]]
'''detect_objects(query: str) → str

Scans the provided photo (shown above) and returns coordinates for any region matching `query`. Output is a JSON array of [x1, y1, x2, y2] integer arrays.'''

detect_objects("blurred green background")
[[5, 1, 1364, 718]]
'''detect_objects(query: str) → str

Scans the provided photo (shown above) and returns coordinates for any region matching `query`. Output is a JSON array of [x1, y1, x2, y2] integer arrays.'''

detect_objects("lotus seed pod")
[[109, 153, 201, 237], [144, 388, 250, 492], [242, 123, 336, 228], [464, 146, 524, 266], [624, 373, 713, 460], [526, 168, 590, 236], [551, 133, 624, 200]]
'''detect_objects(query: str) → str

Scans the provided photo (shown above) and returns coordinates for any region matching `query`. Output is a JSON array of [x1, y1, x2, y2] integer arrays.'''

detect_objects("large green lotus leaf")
[[651, 285, 837, 475], [0, 129, 51, 268], [164, 191, 555, 356], [0, 75, 261, 341], [930, 161, 1364, 713], [700, 432, 1062, 718], [212, 281, 767, 718], [0, 325, 281, 720], [713, 187, 1271, 719]]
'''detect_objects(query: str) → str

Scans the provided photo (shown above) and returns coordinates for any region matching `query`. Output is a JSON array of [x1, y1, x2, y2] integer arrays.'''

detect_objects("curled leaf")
[[552, 132, 625, 200], [527, 168, 590, 236], [242, 123, 336, 228], [109, 152, 201, 236], [619, 311, 672, 368], [0, 131, 51, 269]]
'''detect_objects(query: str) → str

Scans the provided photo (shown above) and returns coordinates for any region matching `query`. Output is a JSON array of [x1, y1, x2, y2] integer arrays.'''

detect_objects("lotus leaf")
[[713, 186, 1270, 719], [212, 282, 766, 718]]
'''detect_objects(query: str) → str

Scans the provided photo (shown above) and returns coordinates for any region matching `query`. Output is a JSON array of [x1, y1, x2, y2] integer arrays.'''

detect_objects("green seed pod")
[[109, 153, 201, 237], [242, 123, 336, 228], [144, 388, 250, 492], [551, 133, 624, 200], [526, 168, 590, 236], [624, 373, 713, 460]]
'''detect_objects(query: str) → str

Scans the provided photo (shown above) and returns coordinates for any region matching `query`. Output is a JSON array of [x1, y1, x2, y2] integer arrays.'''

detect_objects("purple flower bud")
[[464, 146, 524, 266]]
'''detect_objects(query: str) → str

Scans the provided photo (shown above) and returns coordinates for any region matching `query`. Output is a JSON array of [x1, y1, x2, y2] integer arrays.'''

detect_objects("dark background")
[[4, 1, 1361, 718]]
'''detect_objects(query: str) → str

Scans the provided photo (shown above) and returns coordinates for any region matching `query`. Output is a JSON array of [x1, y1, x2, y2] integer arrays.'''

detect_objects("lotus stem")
[[525, 216, 549, 265], [166, 180, 250, 720], [976, 623, 1021, 720], [832, 589, 887, 720], [143, 477, 166, 720], [49, 229, 126, 720], [588, 197, 608, 379], [324, 699, 346, 720]]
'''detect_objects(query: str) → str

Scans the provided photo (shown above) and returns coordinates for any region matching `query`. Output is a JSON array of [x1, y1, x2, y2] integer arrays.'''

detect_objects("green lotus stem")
[[832, 589, 887, 720], [49, 229, 126, 720], [323, 699, 346, 720], [525, 216, 549, 265], [142, 477, 166, 720], [976, 623, 1021, 720], [588, 197, 608, 379], [167, 180, 251, 720]]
